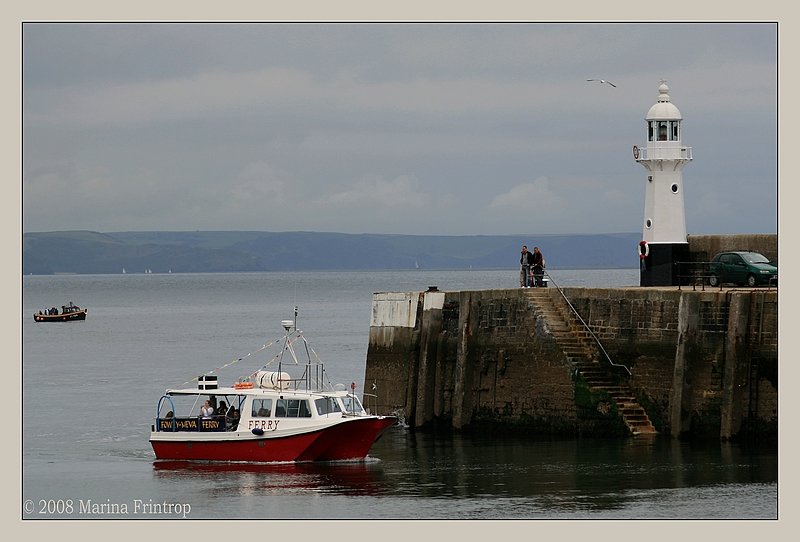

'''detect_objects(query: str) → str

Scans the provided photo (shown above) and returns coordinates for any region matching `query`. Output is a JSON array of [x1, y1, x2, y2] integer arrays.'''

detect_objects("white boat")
[[149, 317, 396, 462]]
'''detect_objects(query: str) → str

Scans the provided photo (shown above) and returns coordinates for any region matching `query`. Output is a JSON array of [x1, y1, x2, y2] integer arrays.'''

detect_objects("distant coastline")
[[23, 230, 642, 275]]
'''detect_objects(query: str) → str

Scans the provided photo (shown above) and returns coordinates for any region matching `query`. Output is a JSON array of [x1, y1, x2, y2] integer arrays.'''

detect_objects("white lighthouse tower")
[[633, 80, 693, 286]]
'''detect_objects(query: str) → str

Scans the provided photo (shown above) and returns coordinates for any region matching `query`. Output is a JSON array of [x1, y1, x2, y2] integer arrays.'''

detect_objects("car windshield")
[[741, 252, 770, 264]]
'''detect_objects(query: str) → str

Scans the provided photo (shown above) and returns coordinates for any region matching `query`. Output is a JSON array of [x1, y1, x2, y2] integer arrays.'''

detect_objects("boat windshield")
[[155, 393, 245, 432], [341, 394, 366, 415], [158, 393, 238, 417], [315, 396, 342, 416]]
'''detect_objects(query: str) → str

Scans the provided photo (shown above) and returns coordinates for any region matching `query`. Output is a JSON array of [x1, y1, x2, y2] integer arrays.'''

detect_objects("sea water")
[[21, 269, 778, 520]]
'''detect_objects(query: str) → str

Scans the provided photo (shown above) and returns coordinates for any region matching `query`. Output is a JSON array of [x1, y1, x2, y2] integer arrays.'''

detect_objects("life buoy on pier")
[[638, 241, 649, 259]]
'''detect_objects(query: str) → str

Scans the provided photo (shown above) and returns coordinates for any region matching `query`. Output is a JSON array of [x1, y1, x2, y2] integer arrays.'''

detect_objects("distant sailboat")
[[122, 267, 126, 274], [415, 260, 420, 270]]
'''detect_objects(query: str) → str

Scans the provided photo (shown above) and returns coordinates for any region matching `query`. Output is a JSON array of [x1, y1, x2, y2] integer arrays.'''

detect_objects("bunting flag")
[[172, 329, 331, 390], [174, 335, 285, 389]]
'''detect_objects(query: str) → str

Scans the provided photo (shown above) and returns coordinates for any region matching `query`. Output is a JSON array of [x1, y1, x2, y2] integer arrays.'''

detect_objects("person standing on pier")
[[520, 245, 535, 287], [532, 246, 545, 287]]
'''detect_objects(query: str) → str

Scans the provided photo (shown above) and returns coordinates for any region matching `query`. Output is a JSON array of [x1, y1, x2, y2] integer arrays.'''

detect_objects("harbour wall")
[[364, 285, 777, 441], [687, 233, 777, 264]]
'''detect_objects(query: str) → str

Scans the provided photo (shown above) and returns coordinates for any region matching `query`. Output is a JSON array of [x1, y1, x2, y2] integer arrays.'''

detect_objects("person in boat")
[[216, 401, 228, 416], [227, 408, 240, 431], [165, 410, 174, 418], [200, 400, 214, 419]]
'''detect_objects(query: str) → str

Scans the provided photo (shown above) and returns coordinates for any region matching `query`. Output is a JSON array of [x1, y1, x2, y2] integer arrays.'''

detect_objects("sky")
[[21, 22, 778, 236]]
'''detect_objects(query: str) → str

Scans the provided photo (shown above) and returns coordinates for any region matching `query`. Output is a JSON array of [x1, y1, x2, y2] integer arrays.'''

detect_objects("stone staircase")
[[523, 288, 657, 436]]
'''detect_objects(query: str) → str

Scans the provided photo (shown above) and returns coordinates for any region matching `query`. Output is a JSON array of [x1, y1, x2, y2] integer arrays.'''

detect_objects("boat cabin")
[[153, 387, 368, 434]]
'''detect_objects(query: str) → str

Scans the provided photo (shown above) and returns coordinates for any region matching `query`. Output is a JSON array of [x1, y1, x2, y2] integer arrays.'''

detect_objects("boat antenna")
[[278, 318, 295, 378]]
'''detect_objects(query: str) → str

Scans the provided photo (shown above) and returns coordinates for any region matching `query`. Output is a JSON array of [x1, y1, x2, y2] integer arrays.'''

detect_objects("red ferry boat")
[[149, 318, 396, 463]]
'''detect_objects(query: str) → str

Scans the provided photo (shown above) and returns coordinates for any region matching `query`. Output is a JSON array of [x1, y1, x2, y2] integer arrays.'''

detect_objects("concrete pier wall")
[[687, 233, 777, 263], [364, 286, 777, 440]]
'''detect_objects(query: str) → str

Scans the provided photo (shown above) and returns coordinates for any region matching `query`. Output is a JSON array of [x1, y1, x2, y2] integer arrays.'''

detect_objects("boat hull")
[[150, 416, 396, 462], [34, 310, 87, 322]]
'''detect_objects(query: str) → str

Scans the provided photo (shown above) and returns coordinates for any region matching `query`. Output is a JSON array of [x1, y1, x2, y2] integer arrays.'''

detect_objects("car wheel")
[[708, 274, 719, 287], [747, 274, 757, 287]]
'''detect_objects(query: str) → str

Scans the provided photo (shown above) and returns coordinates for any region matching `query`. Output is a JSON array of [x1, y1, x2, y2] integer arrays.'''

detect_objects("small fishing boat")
[[33, 302, 87, 322], [149, 316, 396, 463]]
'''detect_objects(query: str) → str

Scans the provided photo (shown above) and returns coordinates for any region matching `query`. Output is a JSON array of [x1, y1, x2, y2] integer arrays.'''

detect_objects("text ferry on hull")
[[149, 317, 396, 463]]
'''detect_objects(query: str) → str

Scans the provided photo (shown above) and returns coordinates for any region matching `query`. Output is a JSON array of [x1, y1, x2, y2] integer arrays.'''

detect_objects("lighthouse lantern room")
[[633, 80, 693, 286]]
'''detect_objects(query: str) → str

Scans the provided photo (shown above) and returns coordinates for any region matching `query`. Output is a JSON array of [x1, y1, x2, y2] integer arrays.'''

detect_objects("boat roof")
[[165, 386, 351, 397]]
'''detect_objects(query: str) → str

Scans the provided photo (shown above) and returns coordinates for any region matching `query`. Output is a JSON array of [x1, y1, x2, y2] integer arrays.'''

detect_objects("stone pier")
[[364, 286, 777, 440]]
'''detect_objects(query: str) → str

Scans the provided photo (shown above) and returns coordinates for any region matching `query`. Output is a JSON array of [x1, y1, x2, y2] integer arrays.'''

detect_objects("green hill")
[[22, 230, 642, 275]]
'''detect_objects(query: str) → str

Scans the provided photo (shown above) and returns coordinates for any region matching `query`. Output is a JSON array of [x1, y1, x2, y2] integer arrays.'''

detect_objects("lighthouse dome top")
[[646, 81, 682, 121]]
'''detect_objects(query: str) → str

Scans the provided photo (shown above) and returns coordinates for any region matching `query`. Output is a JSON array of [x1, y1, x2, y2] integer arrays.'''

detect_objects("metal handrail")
[[541, 270, 632, 376], [674, 261, 778, 291]]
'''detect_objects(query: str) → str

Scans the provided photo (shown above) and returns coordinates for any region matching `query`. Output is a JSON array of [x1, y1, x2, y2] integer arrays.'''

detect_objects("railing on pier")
[[542, 270, 631, 376], [673, 261, 778, 291]]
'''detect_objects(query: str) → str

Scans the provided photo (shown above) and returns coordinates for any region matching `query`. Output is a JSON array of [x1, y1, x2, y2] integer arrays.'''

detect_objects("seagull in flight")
[[587, 79, 617, 88]]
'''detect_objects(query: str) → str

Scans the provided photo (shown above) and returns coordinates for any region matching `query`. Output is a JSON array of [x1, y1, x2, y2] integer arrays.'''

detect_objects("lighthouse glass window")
[[651, 121, 680, 141]]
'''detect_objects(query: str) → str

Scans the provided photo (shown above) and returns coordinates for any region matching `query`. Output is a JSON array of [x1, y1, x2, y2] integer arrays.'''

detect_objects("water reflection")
[[152, 459, 388, 497], [148, 428, 776, 519], [367, 427, 777, 517]]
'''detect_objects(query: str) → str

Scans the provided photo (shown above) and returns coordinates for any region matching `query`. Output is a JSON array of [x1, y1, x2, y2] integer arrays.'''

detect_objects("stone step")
[[580, 371, 611, 378], [592, 386, 630, 394], [527, 289, 659, 437], [620, 407, 647, 415], [626, 420, 653, 431], [577, 368, 602, 374], [581, 375, 611, 382], [564, 350, 590, 357], [584, 382, 615, 388]]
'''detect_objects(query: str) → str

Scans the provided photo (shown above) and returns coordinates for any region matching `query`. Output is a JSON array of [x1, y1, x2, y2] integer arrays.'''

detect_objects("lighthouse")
[[633, 80, 693, 286]]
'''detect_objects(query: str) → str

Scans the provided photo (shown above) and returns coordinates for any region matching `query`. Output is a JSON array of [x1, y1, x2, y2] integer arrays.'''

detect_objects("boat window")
[[275, 398, 312, 418], [341, 395, 366, 414], [252, 399, 273, 418], [315, 397, 342, 416]]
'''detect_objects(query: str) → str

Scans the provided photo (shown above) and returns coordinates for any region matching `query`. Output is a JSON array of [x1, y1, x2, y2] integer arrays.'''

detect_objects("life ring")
[[233, 381, 254, 389], [638, 240, 649, 259]]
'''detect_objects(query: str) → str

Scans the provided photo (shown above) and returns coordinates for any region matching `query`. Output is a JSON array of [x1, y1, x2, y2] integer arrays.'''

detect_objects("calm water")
[[21, 269, 778, 520]]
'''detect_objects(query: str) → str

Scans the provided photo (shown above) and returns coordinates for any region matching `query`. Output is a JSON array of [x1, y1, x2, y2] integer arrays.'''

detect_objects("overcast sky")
[[22, 22, 777, 236]]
